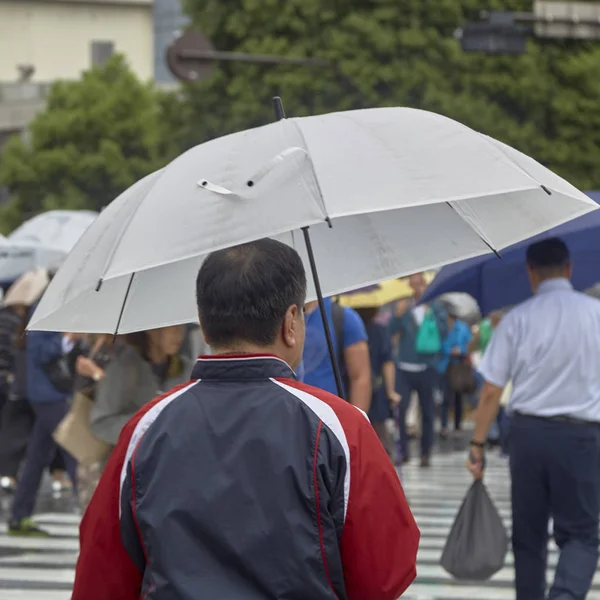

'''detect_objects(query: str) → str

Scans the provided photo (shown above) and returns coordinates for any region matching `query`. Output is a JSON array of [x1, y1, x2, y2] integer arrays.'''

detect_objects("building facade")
[[0, 0, 154, 136], [0, 0, 153, 83]]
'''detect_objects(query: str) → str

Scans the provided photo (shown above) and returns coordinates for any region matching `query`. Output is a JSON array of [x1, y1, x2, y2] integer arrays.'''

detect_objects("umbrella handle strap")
[[197, 147, 308, 197], [246, 146, 308, 187]]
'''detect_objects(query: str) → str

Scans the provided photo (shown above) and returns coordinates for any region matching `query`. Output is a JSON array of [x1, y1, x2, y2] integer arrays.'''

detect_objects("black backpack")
[[331, 301, 349, 400], [332, 302, 382, 402]]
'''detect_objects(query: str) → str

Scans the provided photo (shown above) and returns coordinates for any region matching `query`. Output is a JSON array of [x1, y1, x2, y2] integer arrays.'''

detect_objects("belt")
[[514, 411, 600, 428]]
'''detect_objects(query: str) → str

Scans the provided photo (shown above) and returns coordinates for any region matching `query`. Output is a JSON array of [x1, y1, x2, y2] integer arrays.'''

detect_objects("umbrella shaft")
[[302, 227, 346, 400]]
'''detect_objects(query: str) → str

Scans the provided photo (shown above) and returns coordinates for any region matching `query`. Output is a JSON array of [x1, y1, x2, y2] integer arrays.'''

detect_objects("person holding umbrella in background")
[[468, 237, 600, 600]]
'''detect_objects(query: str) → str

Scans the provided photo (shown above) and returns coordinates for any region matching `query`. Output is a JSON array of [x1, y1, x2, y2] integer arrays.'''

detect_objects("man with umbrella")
[[73, 238, 419, 600], [467, 237, 600, 600]]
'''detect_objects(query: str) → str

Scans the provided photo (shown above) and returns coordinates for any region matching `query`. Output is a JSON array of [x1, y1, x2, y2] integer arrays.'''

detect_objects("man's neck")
[[211, 344, 276, 357]]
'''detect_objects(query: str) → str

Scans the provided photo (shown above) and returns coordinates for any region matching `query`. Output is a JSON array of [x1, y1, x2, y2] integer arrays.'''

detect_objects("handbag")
[[447, 359, 477, 394], [415, 310, 442, 354], [42, 353, 74, 394], [53, 392, 112, 465], [440, 481, 508, 580]]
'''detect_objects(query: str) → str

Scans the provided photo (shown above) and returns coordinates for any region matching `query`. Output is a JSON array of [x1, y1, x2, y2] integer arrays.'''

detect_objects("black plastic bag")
[[440, 480, 509, 581]]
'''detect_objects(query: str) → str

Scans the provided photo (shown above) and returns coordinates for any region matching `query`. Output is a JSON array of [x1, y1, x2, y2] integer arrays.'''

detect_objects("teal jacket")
[[389, 301, 448, 368]]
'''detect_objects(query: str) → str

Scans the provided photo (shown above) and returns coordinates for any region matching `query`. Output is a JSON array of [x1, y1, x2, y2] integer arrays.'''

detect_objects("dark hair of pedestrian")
[[196, 238, 307, 348], [526, 237, 570, 276], [356, 307, 379, 326]]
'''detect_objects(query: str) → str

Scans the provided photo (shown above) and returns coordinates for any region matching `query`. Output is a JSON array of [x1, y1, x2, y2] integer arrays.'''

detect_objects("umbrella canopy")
[[339, 273, 435, 309], [28, 106, 597, 334], [420, 200, 600, 315], [0, 210, 97, 284], [3, 268, 50, 307]]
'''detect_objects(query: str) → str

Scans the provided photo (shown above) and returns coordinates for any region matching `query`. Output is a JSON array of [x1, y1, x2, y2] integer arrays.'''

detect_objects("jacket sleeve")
[[72, 418, 144, 600], [341, 417, 419, 600]]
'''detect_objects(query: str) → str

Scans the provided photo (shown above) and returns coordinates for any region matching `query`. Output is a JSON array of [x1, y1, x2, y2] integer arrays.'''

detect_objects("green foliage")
[[180, 0, 600, 189], [0, 55, 184, 232]]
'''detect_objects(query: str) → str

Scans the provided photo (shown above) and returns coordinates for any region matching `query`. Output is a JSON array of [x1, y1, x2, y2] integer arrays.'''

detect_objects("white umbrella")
[[0, 210, 97, 283], [29, 105, 597, 336]]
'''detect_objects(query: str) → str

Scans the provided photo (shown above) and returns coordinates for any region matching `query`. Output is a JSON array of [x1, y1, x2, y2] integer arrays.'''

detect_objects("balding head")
[[196, 238, 307, 367]]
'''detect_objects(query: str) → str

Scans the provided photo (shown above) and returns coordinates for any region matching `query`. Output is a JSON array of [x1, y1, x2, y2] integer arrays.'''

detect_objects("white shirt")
[[479, 278, 600, 422]]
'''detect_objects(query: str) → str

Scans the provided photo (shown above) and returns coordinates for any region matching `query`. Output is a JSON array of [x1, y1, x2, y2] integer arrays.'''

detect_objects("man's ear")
[[566, 263, 574, 279], [283, 305, 300, 348]]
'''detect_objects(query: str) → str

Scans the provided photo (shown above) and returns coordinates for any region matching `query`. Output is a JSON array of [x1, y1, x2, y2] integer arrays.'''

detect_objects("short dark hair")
[[355, 307, 379, 326], [196, 238, 307, 347], [526, 237, 570, 272]]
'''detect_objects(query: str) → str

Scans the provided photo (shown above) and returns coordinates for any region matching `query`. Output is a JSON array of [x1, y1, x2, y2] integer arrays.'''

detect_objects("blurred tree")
[[180, 0, 600, 189], [0, 55, 187, 232]]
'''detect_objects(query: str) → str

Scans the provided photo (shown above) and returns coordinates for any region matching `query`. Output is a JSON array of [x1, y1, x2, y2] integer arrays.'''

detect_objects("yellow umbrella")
[[338, 272, 435, 309]]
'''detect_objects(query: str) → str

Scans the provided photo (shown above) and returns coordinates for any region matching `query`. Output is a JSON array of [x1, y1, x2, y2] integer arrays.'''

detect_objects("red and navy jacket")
[[73, 355, 419, 600]]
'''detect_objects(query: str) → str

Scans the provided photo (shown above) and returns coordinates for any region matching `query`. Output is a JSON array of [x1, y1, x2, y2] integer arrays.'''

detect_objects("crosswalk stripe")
[[1, 453, 599, 599]]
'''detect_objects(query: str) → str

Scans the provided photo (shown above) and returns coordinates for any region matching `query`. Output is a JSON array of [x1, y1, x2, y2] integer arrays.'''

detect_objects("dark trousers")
[[395, 367, 435, 459], [0, 398, 64, 478], [11, 400, 77, 521], [441, 376, 463, 430], [510, 414, 600, 600]]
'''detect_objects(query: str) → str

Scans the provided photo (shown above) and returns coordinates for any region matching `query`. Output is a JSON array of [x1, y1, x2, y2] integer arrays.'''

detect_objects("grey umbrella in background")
[[0, 210, 97, 284], [438, 293, 482, 325]]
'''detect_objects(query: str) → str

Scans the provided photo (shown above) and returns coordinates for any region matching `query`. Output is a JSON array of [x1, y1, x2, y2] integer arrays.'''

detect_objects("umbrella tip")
[[272, 97, 286, 121], [95, 279, 103, 292], [541, 185, 552, 196]]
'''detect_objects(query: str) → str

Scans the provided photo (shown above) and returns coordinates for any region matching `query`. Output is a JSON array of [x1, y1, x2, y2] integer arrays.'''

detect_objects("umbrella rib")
[[446, 202, 502, 259], [289, 119, 332, 227], [113, 272, 135, 337]]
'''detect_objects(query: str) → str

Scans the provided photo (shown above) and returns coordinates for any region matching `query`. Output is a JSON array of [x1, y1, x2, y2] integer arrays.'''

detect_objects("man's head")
[[525, 237, 572, 292], [196, 238, 307, 369], [408, 273, 427, 301]]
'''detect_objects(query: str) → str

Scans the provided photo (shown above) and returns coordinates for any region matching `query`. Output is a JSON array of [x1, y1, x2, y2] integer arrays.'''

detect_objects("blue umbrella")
[[421, 193, 600, 315]]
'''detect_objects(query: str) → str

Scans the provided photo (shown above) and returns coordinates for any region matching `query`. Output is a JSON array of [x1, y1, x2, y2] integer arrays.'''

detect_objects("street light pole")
[[167, 30, 333, 82]]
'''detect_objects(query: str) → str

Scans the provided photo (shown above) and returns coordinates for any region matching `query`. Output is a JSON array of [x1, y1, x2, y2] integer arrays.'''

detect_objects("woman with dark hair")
[[90, 326, 189, 446], [355, 307, 400, 460]]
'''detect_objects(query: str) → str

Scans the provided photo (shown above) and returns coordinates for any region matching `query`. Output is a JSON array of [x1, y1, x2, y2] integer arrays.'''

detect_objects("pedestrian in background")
[[301, 298, 371, 412], [468, 237, 600, 600], [390, 273, 448, 467], [8, 330, 79, 535], [355, 306, 401, 459], [439, 309, 473, 439], [89, 326, 188, 447]]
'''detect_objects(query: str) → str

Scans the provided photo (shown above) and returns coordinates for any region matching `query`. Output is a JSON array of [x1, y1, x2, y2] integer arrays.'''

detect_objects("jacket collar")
[[191, 354, 295, 381]]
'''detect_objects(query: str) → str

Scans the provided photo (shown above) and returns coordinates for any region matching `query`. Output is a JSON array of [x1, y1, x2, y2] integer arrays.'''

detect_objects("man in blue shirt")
[[301, 298, 371, 412]]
